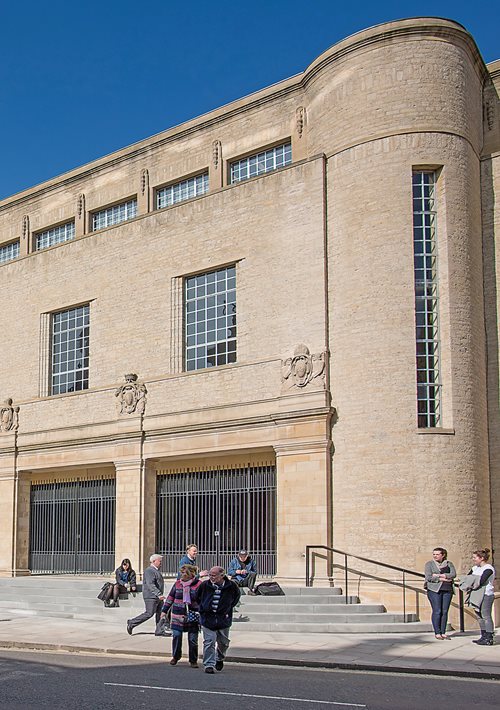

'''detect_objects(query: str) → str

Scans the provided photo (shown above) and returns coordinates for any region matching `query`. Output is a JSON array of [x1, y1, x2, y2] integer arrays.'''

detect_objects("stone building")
[[0, 18, 499, 589]]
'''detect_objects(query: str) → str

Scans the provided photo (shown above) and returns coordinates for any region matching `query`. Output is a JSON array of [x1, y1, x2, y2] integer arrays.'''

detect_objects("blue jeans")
[[202, 626, 231, 668], [427, 589, 453, 634], [172, 626, 199, 663]]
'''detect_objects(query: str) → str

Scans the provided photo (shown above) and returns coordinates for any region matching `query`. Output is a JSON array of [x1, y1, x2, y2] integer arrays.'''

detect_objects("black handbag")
[[97, 582, 113, 601], [254, 581, 285, 596], [185, 604, 200, 624]]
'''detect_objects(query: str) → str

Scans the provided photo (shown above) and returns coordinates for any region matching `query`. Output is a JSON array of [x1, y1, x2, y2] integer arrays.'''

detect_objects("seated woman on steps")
[[104, 558, 137, 607]]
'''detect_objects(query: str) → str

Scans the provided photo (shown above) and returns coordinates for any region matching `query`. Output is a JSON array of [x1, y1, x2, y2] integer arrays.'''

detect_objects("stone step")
[[230, 621, 433, 633], [239, 603, 386, 614], [240, 595, 360, 605]]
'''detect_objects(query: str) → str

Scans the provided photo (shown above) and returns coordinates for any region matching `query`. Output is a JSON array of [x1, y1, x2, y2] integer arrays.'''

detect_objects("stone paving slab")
[[0, 613, 498, 678]]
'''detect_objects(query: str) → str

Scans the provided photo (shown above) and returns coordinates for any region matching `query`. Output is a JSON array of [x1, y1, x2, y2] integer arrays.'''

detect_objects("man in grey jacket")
[[127, 554, 167, 635]]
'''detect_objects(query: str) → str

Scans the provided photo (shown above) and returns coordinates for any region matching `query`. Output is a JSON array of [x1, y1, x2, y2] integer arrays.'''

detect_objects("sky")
[[0, 0, 498, 201]]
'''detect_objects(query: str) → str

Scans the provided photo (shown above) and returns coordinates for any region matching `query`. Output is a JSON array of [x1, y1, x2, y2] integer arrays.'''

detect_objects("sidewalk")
[[0, 612, 499, 679]]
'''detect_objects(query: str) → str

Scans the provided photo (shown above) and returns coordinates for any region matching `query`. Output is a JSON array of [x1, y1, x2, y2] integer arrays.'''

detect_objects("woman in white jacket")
[[469, 548, 496, 646]]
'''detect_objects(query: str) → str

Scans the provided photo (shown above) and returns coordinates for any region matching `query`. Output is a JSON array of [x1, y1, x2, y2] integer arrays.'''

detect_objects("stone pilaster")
[[114, 458, 157, 574], [273, 440, 332, 586]]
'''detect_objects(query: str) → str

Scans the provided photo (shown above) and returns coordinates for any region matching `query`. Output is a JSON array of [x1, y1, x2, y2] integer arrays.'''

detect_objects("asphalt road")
[[0, 650, 498, 710]]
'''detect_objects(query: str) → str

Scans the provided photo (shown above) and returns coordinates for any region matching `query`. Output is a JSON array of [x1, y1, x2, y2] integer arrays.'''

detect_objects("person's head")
[[121, 558, 131, 570], [432, 548, 447, 563], [186, 544, 198, 559], [208, 566, 225, 585], [179, 564, 198, 582], [472, 548, 491, 565], [238, 549, 248, 561], [150, 553, 163, 569]]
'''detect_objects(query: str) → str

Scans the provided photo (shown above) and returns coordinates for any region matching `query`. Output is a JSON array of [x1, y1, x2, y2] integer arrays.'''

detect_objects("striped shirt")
[[211, 583, 223, 612]]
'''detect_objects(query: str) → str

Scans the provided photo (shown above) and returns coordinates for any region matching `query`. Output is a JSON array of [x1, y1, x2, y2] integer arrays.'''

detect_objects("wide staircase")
[[0, 576, 431, 633]]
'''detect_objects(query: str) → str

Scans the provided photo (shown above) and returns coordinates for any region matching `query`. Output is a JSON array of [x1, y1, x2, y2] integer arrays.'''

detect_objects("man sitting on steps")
[[227, 549, 257, 594]]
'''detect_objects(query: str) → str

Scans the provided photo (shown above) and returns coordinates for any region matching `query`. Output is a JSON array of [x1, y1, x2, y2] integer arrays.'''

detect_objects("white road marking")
[[104, 682, 366, 707]]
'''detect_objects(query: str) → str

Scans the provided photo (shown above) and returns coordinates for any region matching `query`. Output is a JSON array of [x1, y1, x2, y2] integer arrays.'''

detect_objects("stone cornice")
[[273, 440, 333, 455], [303, 18, 488, 88], [0, 18, 487, 212], [13, 406, 333, 456]]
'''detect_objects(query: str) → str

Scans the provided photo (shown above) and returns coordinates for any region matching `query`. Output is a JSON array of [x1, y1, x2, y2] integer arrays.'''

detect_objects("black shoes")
[[169, 658, 178, 666], [126, 622, 133, 635], [190, 662, 199, 668], [205, 667, 215, 674], [215, 660, 224, 671]]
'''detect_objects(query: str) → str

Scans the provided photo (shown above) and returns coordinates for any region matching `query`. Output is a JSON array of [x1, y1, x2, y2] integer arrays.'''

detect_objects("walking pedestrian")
[[127, 554, 168, 636], [161, 564, 202, 667], [198, 566, 240, 674]]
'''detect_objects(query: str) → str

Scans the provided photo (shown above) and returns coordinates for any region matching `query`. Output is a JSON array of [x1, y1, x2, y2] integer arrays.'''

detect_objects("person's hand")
[[159, 595, 165, 600], [131, 587, 137, 592], [160, 612, 166, 619]]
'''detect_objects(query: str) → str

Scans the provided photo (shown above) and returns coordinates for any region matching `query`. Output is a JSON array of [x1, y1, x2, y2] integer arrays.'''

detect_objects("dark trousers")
[[236, 572, 257, 590], [129, 597, 162, 629], [172, 627, 199, 663], [427, 589, 453, 634]]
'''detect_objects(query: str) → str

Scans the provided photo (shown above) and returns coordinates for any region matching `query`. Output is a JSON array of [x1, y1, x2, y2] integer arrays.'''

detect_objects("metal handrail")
[[305, 544, 465, 632]]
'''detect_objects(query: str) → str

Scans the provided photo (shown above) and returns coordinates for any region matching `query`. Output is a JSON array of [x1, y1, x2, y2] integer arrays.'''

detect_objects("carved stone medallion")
[[282, 344, 326, 389], [0, 398, 20, 433], [115, 374, 147, 415]]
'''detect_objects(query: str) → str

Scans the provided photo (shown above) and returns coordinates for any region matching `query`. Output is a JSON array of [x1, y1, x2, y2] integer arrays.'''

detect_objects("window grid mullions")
[[230, 143, 292, 184], [157, 172, 209, 210], [92, 199, 137, 231], [51, 305, 90, 395], [184, 266, 236, 371], [412, 171, 441, 428], [36, 222, 75, 251], [0, 241, 20, 264]]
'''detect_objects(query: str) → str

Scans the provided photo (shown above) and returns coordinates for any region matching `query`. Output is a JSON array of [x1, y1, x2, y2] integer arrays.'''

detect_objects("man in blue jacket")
[[198, 566, 240, 674], [227, 549, 257, 592]]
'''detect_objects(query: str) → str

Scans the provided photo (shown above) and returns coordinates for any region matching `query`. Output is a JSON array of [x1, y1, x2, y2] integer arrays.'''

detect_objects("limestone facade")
[[0, 18, 499, 595]]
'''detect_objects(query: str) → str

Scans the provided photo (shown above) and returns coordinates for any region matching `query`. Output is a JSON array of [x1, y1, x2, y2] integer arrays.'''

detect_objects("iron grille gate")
[[156, 464, 276, 576], [29, 478, 116, 574]]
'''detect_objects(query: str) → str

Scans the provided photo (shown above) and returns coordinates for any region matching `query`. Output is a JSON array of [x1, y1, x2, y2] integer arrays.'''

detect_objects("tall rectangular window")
[[230, 142, 292, 184], [185, 266, 236, 371], [36, 221, 75, 251], [157, 173, 208, 209], [412, 171, 441, 428], [92, 198, 137, 231], [0, 240, 20, 264], [51, 304, 90, 395]]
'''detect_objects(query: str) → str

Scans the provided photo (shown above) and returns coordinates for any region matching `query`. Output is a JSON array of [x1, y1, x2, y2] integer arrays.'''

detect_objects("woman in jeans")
[[160, 564, 202, 667], [424, 547, 456, 639]]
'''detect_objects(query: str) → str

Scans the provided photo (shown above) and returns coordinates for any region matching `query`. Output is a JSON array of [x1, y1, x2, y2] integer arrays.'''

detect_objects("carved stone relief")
[[212, 140, 222, 168], [282, 344, 326, 390], [296, 106, 306, 138], [22, 215, 30, 240], [0, 398, 20, 433], [115, 374, 147, 415], [484, 99, 495, 131], [141, 168, 149, 195], [77, 193, 86, 218]]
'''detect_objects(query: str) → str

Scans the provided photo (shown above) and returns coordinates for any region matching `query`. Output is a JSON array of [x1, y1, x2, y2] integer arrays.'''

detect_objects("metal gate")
[[29, 477, 115, 574], [156, 463, 276, 576]]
